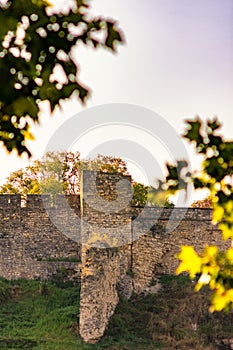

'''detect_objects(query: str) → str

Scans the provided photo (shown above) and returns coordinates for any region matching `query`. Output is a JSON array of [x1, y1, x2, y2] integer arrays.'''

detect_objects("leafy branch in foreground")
[[165, 117, 233, 312], [0, 0, 124, 155]]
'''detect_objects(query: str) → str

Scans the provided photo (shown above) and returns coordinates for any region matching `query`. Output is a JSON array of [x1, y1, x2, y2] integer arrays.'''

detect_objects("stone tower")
[[79, 170, 133, 343]]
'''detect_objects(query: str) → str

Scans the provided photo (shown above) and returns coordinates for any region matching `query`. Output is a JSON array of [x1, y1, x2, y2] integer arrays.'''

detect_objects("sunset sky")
[[1, 0, 233, 203]]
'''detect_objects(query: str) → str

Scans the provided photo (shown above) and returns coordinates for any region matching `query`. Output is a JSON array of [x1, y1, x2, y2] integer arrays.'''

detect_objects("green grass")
[[0, 275, 232, 350], [0, 278, 82, 350]]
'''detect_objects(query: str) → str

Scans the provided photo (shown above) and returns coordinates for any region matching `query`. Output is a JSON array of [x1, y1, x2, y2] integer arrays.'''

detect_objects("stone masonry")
[[0, 171, 230, 343], [79, 171, 132, 342]]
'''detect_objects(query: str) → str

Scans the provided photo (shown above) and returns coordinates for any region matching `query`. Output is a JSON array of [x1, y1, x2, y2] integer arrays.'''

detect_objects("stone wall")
[[79, 171, 132, 343], [131, 207, 228, 292], [1, 191, 225, 285], [0, 172, 230, 343], [0, 194, 81, 280]]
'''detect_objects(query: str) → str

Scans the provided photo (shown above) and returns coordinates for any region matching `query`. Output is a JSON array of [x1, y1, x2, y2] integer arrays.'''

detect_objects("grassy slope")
[[0, 275, 232, 350]]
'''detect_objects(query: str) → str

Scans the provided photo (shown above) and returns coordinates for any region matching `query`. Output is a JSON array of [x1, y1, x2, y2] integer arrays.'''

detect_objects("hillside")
[[0, 275, 232, 350]]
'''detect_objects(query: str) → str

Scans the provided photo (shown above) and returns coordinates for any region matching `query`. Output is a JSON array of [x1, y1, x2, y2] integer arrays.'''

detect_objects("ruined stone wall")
[[0, 177, 228, 288], [1, 183, 227, 284], [0, 172, 230, 343], [79, 171, 132, 343], [131, 207, 229, 293], [0, 194, 81, 280]]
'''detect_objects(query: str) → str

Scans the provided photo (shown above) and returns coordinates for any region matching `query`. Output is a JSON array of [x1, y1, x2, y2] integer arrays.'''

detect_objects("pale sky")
[[0, 0, 233, 203]]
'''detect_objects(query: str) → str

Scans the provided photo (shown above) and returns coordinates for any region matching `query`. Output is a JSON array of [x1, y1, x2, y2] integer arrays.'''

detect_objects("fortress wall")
[[0, 236, 80, 280], [131, 208, 229, 292], [0, 194, 81, 280], [0, 185, 229, 285], [79, 171, 132, 343], [0, 174, 231, 343], [0, 191, 228, 286]]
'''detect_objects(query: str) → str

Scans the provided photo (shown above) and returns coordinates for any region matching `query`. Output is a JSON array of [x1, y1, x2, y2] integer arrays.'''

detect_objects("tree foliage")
[[0, 151, 129, 195], [132, 182, 174, 208], [0, 0, 123, 155], [1, 151, 174, 208], [164, 117, 233, 312]]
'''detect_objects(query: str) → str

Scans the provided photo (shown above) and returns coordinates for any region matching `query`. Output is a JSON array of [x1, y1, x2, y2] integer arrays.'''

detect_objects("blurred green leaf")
[[173, 117, 233, 311], [105, 21, 124, 51], [0, 0, 124, 155]]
